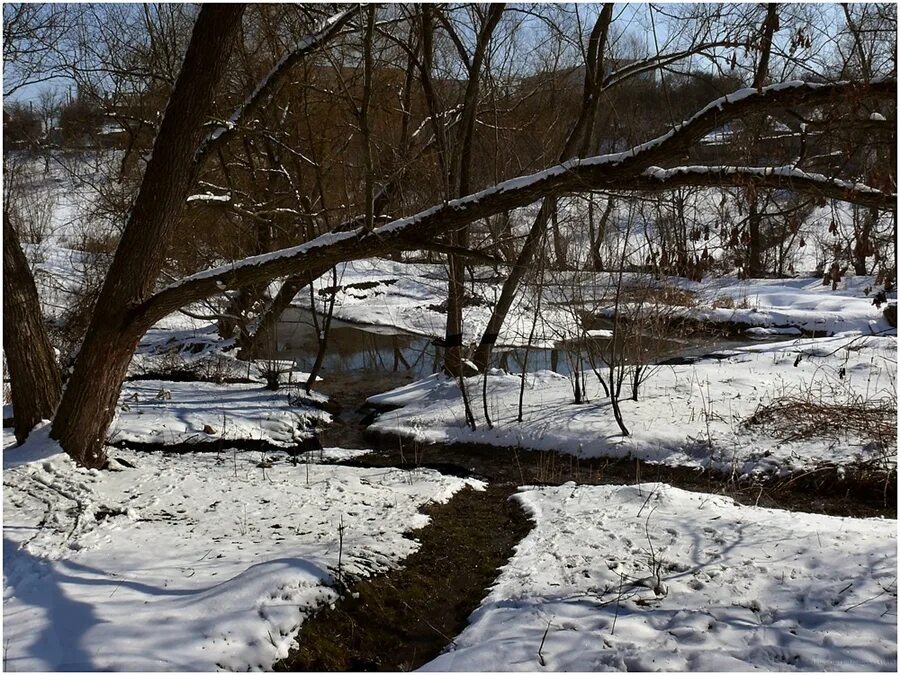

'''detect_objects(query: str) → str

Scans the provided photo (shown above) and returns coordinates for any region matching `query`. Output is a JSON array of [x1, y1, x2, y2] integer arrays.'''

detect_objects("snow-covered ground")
[[109, 380, 330, 447], [3, 428, 482, 671], [369, 332, 897, 477], [4, 157, 896, 673], [295, 260, 893, 354], [669, 274, 893, 336], [422, 483, 897, 671]]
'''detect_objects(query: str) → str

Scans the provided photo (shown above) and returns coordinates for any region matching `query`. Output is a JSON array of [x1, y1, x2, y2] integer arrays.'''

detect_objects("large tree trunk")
[[50, 5, 245, 468], [3, 213, 62, 443], [747, 193, 764, 277]]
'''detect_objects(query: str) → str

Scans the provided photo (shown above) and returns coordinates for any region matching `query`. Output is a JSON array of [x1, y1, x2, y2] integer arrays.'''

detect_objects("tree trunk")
[[747, 194, 763, 277], [592, 197, 614, 272], [3, 213, 62, 443], [473, 197, 554, 371], [551, 204, 567, 269], [472, 6, 613, 371], [441, 4, 505, 376], [50, 5, 245, 468]]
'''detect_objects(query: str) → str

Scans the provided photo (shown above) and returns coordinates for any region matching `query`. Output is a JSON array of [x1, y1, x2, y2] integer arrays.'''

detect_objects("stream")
[[265, 306, 775, 380], [263, 306, 894, 516]]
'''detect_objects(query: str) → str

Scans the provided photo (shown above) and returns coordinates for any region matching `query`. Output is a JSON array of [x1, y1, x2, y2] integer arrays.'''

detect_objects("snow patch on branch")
[[186, 192, 231, 204], [203, 6, 357, 147], [641, 165, 889, 196], [163, 230, 359, 291]]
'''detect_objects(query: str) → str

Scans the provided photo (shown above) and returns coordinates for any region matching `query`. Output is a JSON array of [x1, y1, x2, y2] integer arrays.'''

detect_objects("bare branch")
[[195, 5, 361, 163]]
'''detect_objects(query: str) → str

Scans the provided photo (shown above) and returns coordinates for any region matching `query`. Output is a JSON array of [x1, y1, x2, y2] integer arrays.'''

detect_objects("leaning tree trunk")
[[50, 5, 245, 468], [472, 5, 614, 371], [3, 213, 62, 443], [439, 4, 505, 376]]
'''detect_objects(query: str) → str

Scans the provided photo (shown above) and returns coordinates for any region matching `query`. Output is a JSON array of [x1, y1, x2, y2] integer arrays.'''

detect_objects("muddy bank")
[[275, 483, 532, 672], [353, 431, 896, 519]]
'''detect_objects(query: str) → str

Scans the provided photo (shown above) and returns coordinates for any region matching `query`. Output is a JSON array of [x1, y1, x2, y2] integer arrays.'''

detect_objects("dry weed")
[[744, 394, 896, 449]]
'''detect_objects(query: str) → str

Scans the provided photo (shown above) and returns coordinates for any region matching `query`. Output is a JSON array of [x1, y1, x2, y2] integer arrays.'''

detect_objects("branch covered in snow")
[[195, 6, 360, 163], [186, 192, 231, 204], [134, 78, 896, 329], [628, 166, 893, 207]]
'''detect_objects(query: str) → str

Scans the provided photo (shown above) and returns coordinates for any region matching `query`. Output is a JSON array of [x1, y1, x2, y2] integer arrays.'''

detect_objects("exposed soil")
[[377, 435, 895, 518], [275, 483, 531, 672]]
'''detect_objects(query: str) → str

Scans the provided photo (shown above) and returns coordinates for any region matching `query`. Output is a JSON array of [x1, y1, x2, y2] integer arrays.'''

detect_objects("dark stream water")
[[262, 307, 763, 382]]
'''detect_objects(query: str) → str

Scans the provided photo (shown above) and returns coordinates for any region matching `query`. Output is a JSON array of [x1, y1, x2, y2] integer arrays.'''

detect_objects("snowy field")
[[370, 332, 897, 477], [423, 483, 897, 671], [3, 428, 482, 670]]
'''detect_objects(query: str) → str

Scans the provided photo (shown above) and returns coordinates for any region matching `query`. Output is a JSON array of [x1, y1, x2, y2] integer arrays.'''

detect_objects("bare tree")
[[49, 5, 246, 467], [3, 210, 62, 444]]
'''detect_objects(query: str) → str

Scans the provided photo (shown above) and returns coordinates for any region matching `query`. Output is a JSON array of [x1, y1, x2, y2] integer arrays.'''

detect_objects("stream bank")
[[271, 363, 894, 671]]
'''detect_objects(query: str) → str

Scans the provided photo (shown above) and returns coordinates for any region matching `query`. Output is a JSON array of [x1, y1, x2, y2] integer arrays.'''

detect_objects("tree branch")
[[629, 165, 893, 208], [195, 5, 360, 163], [134, 78, 896, 330]]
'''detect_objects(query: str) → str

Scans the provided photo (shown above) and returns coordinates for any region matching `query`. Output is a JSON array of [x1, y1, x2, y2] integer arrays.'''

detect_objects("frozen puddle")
[[3, 441, 482, 670], [423, 483, 897, 671]]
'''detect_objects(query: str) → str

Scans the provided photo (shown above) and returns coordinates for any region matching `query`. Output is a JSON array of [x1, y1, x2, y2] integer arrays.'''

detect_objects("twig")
[[537, 618, 552, 667]]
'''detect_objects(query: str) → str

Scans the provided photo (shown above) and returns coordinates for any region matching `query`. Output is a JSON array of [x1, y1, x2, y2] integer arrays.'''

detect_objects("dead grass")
[[744, 394, 897, 449], [618, 285, 697, 308]]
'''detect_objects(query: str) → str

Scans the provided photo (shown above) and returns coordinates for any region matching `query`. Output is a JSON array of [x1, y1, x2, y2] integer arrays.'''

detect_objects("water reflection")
[[264, 308, 759, 378], [262, 308, 441, 377]]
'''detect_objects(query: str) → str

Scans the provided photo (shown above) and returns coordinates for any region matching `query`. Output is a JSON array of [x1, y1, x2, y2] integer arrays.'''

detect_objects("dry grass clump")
[[618, 285, 697, 308], [744, 394, 896, 449]]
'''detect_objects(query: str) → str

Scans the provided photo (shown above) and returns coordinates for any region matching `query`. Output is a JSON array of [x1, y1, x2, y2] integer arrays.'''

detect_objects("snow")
[[3, 432, 483, 670], [681, 276, 893, 335], [186, 192, 230, 203], [164, 230, 358, 291], [289, 257, 891, 358], [422, 483, 897, 671], [109, 380, 331, 447], [369, 333, 896, 476], [641, 165, 888, 197]]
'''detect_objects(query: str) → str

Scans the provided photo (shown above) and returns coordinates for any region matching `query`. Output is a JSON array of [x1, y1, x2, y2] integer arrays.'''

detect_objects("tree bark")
[[3, 213, 62, 443], [441, 4, 505, 376], [50, 5, 246, 468]]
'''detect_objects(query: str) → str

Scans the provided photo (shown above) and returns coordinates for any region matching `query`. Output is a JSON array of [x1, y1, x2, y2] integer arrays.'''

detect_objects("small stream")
[[265, 308, 893, 671], [256, 307, 792, 454], [263, 307, 769, 383]]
